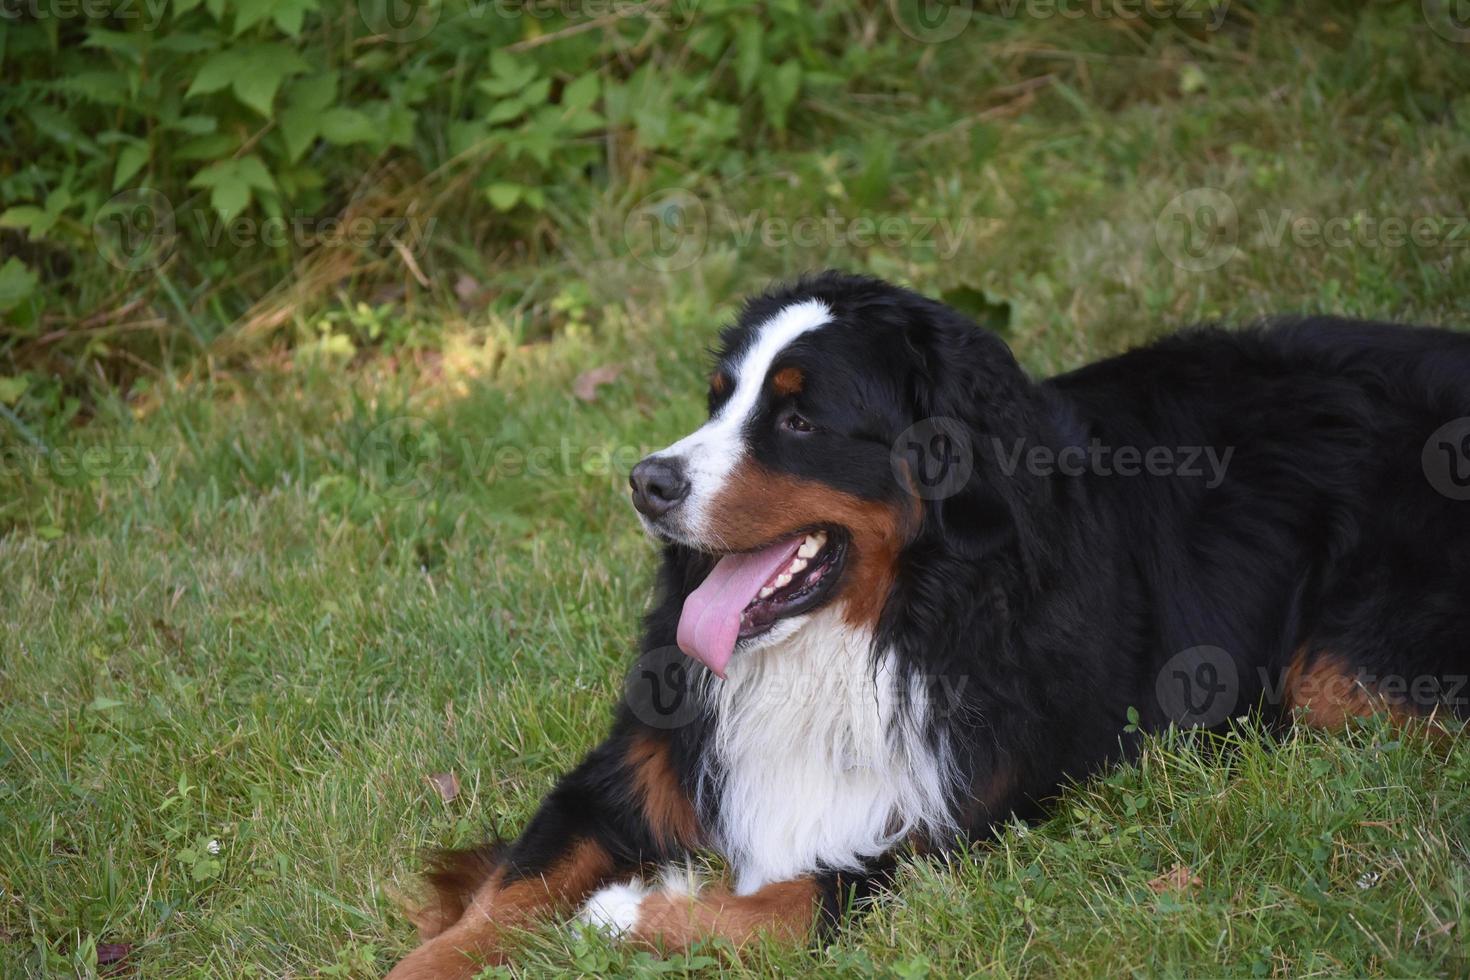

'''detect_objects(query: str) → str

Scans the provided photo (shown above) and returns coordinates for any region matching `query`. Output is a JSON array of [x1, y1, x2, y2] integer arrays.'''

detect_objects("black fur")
[[417, 271, 1470, 947]]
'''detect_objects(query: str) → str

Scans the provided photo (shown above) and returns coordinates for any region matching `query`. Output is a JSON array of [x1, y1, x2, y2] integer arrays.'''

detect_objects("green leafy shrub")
[[0, 0, 883, 370]]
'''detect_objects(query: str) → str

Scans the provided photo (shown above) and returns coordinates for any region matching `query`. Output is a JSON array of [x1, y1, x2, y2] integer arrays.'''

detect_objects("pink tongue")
[[676, 537, 803, 678]]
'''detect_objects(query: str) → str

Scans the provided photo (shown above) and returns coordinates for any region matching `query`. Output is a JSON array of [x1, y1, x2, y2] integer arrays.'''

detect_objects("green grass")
[[5, 7, 1470, 977]]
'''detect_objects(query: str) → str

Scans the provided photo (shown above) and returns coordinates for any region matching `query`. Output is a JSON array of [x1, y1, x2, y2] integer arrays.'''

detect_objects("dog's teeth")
[[774, 572, 792, 588], [798, 533, 823, 558], [759, 586, 774, 599], [789, 557, 808, 574]]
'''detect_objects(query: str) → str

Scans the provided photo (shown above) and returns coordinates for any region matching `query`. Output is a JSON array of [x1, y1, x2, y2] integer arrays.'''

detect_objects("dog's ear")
[[904, 304, 1053, 577]]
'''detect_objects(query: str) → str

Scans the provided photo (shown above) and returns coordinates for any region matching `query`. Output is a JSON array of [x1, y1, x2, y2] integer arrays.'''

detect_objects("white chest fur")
[[696, 606, 957, 894]]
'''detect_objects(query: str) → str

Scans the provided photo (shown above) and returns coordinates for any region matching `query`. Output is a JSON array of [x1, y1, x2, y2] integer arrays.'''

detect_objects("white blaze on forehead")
[[651, 298, 832, 539], [709, 298, 831, 435]]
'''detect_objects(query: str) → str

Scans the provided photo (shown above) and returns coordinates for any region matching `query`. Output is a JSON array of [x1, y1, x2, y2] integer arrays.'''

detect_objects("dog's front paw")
[[576, 879, 653, 937], [576, 864, 705, 941]]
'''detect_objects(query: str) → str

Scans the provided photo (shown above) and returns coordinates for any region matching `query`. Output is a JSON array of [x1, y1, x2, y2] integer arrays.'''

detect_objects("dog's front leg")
[[581, 868, 882, 952], [388, 730, 700, 979]]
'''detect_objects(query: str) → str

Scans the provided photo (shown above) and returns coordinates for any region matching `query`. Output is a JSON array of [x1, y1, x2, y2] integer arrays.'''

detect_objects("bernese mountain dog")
[[388, 271, 1470, 977]]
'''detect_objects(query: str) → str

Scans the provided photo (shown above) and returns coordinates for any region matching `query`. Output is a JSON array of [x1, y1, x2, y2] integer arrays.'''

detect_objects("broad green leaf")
[[486, 182, 522, 210], [759, 60, 802, 132], [353, 49, 394, 73], [234, 0, 276, 34], [113, 143, 149, 190], [272, 0, 317, 36], [232, 55, 298, 116], [0, 206, 46, 231], [190, 156, 273, 217], [480, 51, 536, 97], [522, 77, 551, 108], [187, 46, 308, 116], [561, 107, 603, 135], [175, 133, 239, 161], [44, 186, 73, 216], [288, 72, 338, 114], [631, 105, 670, 149], [512, 121, 556, 166], [278, 107, 320, 162], [187, 50, 238, 97], [187, 160, 230, 188], [234, 154, 276, 191], [562, 72, 598, 113], [486, 96, 528, 125], [319, 108, 377, 145], [210, 177, 251, 220], [0, 258, 38, 313], [162, 115, 218, 136], [0, 375, 28, 404]]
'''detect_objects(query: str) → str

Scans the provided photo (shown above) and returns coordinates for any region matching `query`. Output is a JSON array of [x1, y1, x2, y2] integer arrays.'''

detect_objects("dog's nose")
[[629, 456, 690, 519]]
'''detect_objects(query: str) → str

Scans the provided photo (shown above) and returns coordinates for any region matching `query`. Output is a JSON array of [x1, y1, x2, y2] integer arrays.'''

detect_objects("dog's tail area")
[[396, 841, 508, 941]]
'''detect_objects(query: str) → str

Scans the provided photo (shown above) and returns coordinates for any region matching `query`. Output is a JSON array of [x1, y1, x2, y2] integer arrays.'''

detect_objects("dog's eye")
[[783, 413, 815, 433]]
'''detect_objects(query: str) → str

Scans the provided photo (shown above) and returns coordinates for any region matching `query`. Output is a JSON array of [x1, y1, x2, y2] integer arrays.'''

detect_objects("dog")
[[388, 271, 1470, 977]]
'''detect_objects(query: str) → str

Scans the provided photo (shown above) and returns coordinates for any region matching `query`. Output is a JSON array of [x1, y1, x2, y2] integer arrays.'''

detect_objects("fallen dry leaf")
[[1147, 863, 1202, 893], [97, 942, 131, 975], [573, 364, 623, 402], [426, 771, 460, 803]]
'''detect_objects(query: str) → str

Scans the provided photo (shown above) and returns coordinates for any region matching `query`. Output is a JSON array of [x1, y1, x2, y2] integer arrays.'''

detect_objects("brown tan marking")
[[631, 877, 822, 950], [387, 838, 613, 979], [626, 733, 702, 850], [706, 461, 919, 629], [771, 366, 804, 396], [1283, 650, 1419, 728], [710, 371, 730, 397]]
